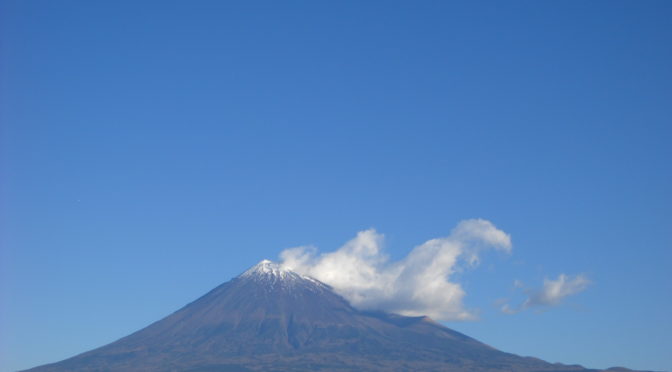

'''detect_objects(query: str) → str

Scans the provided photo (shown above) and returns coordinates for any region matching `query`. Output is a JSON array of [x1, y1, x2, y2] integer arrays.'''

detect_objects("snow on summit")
[[241, 259, 290, 277], [239, 259, 328, 291]]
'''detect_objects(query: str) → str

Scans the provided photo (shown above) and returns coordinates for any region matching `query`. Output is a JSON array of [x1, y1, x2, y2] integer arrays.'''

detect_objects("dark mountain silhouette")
[[22, 260, 648, 372]]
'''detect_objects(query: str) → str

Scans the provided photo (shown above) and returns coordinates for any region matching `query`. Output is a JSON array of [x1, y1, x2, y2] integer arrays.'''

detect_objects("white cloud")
[[280, 219, 511, 321], [501, 274, 590, 314]]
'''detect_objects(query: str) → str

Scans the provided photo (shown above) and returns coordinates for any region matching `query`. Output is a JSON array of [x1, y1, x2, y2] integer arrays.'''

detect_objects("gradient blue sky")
[[1, 1, 671, 371]]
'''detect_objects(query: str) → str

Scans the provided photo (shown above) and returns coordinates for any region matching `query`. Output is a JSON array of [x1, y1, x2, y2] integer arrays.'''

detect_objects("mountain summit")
[[240, 259, 292, 279], [238, 259, 327, 290], [23, 261, 643, 372]]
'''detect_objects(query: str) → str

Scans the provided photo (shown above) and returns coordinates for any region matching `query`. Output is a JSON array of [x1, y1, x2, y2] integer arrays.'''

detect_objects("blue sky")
[[1, 1, 670, 371]]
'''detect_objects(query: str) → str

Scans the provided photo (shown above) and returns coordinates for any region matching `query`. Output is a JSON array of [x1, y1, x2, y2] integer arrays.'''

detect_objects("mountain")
[[22, 260, 644, 372]]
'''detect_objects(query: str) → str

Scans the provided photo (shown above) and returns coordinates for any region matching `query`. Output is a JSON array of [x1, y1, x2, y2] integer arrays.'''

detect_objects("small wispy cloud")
[[501, 274, 591, 314], [280, 219, 511, 321]]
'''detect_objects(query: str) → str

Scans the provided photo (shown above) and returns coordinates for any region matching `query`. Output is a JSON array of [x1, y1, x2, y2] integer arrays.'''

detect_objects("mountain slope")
[[22, 260, 637, 372]]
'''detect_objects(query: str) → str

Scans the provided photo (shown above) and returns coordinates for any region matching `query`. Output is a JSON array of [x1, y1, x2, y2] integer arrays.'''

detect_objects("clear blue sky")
[[1, 1, 670, 371]]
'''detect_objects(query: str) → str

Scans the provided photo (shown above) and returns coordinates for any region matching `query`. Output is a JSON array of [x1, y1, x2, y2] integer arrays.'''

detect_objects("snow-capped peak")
[[241, 259, 292, 278], [238, 259, 329, 292]]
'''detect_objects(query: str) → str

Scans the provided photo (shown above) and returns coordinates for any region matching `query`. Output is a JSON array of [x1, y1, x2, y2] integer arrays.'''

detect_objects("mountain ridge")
[[22, 260, 652, 372]]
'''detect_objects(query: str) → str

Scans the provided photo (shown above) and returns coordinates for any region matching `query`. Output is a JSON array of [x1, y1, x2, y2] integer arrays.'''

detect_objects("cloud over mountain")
[[280, 219, 511, 321]]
